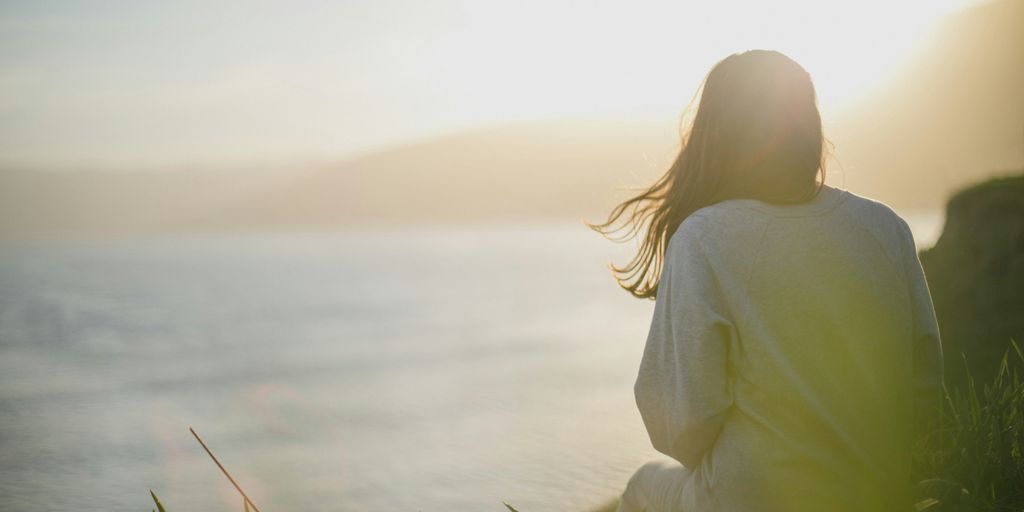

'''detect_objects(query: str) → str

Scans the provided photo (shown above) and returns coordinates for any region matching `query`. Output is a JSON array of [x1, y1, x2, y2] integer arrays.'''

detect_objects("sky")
[[0, 0, 984, 171]]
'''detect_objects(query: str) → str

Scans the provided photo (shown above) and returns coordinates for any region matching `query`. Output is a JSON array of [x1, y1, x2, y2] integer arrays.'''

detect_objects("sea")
[[0, 211, 942, 512]]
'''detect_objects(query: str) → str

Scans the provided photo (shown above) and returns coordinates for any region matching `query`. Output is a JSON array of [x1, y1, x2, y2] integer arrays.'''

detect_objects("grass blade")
[[149, 489, 167, 512], [189, 427, 262, 512]]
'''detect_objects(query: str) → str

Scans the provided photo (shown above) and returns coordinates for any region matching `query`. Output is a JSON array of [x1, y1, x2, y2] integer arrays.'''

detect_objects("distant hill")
[[0, 168, 290, 240], [0, 0, 1020, 239], [175, 118, 678, 231]]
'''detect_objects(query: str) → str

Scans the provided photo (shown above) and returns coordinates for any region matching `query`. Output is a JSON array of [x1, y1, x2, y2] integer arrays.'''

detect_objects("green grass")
[[914, 342, 1024, 512], [149, 490, 167, 512]]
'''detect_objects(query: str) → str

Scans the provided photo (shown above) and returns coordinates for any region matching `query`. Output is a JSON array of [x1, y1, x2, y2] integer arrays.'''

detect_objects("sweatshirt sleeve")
[[897, 219, 945, 436], [634, 216, 735, 469]]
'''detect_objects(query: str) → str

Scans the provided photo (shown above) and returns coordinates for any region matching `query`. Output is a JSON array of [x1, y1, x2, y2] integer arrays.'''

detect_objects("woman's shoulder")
[[668, 202, 771, 260], [670, 203, 735, 247], [839, 189, 917, 244], [841, 188, 903, 220]]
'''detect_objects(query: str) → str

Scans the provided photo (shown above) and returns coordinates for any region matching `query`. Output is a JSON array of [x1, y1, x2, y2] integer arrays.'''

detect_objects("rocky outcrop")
[[920, 173, 1024, 388]]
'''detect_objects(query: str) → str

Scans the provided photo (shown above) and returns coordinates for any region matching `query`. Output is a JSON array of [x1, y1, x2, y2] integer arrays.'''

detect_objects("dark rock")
[[920, 173, 1024, 389]]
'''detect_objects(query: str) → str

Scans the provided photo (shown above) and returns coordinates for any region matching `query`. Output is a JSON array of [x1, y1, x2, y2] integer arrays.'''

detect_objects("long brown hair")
[[589, 50, 830, 299]]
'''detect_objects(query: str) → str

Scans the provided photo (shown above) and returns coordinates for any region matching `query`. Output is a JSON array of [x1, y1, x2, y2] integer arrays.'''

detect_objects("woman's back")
[[632, 184, 944, 512]]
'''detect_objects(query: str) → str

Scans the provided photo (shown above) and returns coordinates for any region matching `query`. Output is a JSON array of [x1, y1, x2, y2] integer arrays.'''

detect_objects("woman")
[[590, 50, 945, 512]]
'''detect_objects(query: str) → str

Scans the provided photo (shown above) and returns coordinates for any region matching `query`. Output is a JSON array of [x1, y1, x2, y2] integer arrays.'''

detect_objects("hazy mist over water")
[[0, 213, 941, 511]]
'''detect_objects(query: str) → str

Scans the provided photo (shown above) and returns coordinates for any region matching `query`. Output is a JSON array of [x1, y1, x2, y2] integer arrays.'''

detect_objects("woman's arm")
[[634, 215, 735, 469]]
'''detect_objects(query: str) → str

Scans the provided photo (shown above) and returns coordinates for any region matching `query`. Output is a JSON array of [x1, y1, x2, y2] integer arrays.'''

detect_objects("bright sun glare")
[[444, 0, 977, 123], [767, 0, 967, 110]]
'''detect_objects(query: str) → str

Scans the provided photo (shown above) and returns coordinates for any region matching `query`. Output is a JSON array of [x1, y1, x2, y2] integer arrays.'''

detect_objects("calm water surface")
[[0, 213, 942, 512]]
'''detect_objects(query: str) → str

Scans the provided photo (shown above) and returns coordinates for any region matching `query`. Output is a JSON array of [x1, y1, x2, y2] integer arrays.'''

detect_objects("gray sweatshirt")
[[634, 183, 944, 512]]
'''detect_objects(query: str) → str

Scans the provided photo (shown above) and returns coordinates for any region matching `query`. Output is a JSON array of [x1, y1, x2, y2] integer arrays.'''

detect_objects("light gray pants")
[[617, 458, 692, 512]]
